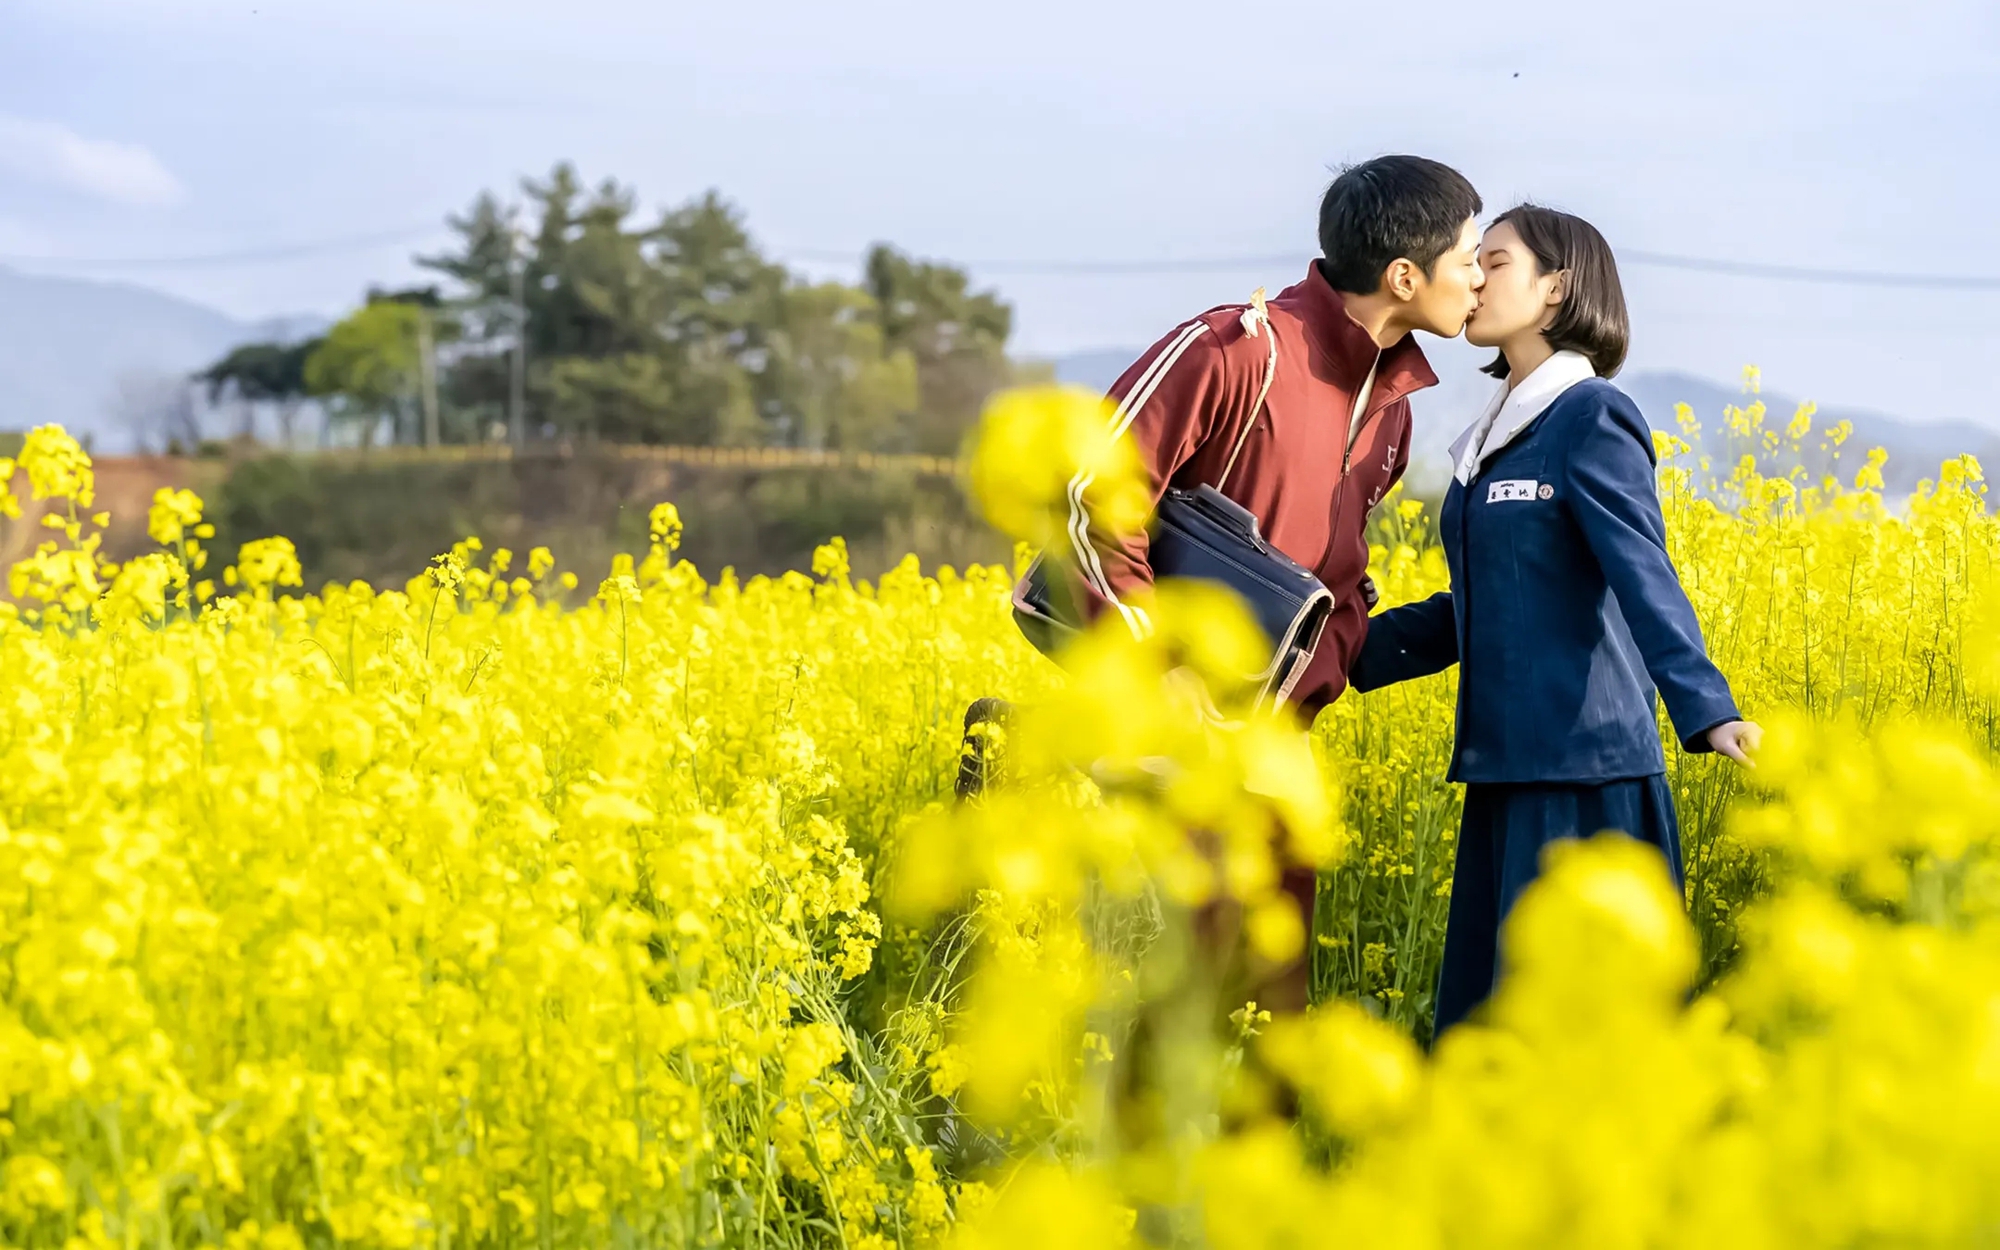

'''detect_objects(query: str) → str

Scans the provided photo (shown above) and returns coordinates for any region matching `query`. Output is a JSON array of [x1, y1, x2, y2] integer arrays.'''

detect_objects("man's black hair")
[[1318, 155, 1482, 295], [1478, 203, 1630, 379]]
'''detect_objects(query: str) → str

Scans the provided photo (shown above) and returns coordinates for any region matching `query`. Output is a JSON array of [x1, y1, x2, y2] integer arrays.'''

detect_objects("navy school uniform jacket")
[[1349, 378, 1740, 784]]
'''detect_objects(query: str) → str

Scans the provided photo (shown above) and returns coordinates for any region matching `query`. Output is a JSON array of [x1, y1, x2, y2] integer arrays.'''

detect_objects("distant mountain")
[[8, 271, 1991, 483], [1619, 371, 1994, 495], [1053, 349, 1995, 498], [0, 266, 323, 452], [1050, 349, 1141, 396]]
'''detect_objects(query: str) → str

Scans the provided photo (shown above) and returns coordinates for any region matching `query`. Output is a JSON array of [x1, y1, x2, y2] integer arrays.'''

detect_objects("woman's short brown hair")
[[1480, 204, 1629, 380]]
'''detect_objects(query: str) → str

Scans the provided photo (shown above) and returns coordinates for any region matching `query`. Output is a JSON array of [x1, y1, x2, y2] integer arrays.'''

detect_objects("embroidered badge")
[[1486, 479, 1541, 503], [1538, 483, 1554, 500]]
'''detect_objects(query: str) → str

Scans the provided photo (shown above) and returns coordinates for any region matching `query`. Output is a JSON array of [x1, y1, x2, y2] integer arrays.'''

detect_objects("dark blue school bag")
[[1008, 316, 1335, 711]]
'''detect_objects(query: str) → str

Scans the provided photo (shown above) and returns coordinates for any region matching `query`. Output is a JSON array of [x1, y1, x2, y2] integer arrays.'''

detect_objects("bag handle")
[[1216, 286, 1281, 497]]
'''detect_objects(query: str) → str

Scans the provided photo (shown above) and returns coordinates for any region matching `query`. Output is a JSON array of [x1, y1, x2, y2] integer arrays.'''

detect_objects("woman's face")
[[1464, 221, 1565, 349]]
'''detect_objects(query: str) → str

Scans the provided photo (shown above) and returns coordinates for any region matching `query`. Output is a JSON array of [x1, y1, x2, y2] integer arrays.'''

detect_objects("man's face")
[[1402, 217, 1484, 337]]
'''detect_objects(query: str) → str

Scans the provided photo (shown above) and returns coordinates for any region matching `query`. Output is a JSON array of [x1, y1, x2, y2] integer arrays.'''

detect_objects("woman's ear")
[[1545, 269, 1569, 307]]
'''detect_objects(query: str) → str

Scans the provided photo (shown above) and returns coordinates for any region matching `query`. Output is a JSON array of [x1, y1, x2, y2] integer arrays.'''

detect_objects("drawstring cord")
[[1218, 287, 1279, 495]]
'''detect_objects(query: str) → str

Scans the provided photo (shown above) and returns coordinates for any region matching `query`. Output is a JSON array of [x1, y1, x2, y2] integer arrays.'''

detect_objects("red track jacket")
[[1045, 261, 1437, 714]]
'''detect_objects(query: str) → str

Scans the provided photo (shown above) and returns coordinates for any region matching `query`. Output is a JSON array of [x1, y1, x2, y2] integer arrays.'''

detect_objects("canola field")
[[1, 382, 1998, 1249]]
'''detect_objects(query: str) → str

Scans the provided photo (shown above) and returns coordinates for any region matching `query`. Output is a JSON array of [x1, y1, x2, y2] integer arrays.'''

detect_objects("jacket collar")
[[1274, 262, 1437, 411], [1448, 349, 1598, 484]]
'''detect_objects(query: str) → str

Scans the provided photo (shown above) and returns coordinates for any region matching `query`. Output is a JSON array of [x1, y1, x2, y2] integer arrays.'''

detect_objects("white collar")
[[1448, 350, 1598, 484]]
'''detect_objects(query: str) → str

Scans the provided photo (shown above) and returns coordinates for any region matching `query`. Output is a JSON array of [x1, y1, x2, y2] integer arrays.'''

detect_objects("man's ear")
[[1382, 258, 1419, 301]]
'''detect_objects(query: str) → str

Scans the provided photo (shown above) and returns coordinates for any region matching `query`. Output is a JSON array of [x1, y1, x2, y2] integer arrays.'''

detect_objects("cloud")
[[0, 114, 184, 207]]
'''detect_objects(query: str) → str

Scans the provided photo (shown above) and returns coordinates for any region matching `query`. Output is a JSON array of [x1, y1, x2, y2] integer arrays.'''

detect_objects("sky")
[[1, 0, 1997, 426]]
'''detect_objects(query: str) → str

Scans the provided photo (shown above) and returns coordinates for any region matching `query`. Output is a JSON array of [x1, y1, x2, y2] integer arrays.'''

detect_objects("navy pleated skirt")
[[1431, 774, 1684, 1041]]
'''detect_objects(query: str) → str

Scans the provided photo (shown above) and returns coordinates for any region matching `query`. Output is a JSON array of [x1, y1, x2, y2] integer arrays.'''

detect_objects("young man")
[[1050, 153, 1486, 1013], [1058, 154, 1485, 719]]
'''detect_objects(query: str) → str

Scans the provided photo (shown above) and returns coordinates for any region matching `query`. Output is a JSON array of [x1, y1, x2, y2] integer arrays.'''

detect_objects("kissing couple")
[[1027, 154, 1760, 1039]]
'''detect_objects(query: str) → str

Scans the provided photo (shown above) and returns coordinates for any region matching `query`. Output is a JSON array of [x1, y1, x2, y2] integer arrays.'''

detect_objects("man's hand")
[[1706, 719, 1762, 766], [1164, 665, 1241, 732]]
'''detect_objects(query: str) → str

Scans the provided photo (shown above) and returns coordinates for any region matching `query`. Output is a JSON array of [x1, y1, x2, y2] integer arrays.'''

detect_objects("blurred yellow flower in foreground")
[[965, 384, 1151, 546], [0, 392, 1996, 1248]]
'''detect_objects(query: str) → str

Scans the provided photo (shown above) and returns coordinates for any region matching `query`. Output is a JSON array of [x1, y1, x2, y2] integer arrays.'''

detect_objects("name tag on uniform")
[[1487, 479, 1542, 503]]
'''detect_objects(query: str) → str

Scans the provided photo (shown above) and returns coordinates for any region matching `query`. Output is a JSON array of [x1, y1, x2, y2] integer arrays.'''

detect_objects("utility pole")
[[508, 227, 527, 449], [418, 306, 440, 449]]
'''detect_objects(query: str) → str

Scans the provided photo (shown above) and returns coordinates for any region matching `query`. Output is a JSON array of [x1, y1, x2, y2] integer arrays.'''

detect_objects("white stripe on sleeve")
[[1065, 320, 1211, 639]]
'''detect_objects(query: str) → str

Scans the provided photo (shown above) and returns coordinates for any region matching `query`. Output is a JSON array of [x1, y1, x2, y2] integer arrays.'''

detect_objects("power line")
[[787, 245, 2000, 291], [782, 247, 1289, 276], [1620, 250, 2000, 291], [5, 223, 1997, 292], [0, 223, 445, 270]]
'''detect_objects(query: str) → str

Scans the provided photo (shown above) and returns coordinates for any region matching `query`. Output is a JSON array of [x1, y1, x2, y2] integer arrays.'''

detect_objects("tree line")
[[199, 163, 1028, 457]]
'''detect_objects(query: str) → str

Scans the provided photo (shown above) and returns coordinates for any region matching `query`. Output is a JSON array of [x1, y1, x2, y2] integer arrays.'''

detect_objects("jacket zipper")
[[1317, 398, 1391, 572]]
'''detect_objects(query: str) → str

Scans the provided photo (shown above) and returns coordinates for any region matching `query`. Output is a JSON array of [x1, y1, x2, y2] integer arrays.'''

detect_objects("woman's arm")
[[1562, 394, 1742, 752], [1349, 590, 1458, 693]]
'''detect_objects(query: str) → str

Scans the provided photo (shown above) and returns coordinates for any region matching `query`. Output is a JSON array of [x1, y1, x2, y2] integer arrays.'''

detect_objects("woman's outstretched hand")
[[1706, 719, 1762, 766]]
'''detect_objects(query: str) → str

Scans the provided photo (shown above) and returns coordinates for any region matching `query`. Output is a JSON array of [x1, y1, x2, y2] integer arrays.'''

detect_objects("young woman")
[[1349, 204, 1759, 1040]]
